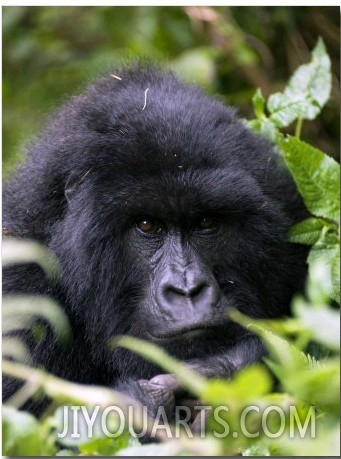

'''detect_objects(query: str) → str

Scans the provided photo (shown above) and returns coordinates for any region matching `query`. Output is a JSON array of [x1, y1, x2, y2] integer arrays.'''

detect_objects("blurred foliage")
[[2, 6, 340, 178]]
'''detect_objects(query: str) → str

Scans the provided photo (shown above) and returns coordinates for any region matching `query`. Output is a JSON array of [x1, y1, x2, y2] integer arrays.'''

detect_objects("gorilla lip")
[[150, 324, 224, 341]]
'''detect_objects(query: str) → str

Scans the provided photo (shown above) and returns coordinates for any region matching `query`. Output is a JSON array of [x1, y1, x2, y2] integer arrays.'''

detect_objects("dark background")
[[3, 6, 340, 178]]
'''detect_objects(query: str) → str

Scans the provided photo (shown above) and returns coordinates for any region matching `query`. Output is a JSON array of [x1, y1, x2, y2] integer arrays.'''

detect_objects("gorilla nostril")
[[162, 284, 185, 305], [191, 283, 219, 308], [188, 282, 208, 300]]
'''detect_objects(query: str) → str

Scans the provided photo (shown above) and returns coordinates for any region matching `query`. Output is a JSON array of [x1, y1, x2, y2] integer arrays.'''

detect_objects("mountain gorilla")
[[3, 65, 307, 419]]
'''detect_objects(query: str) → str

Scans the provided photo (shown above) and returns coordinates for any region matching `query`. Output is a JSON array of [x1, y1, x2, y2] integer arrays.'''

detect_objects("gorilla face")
[[3, 65, 308, 401]]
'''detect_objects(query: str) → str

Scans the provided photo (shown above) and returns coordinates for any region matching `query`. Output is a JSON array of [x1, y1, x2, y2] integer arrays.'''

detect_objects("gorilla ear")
[[65, 169, 92, 202]]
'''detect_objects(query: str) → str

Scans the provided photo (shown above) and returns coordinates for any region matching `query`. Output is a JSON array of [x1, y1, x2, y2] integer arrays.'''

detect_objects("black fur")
[[3, 64, 308, 416]]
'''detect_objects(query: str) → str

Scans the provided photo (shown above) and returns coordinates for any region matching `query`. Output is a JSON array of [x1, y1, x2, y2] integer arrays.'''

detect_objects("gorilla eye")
[[198, 217, 217, 230], [136, 218, 163, 235]]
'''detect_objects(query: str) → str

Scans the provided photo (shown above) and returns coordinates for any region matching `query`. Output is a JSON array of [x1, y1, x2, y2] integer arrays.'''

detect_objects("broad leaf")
[[280, 136, 340, 221], [287, 217, 336, 245], [267, 38, 331, 127]]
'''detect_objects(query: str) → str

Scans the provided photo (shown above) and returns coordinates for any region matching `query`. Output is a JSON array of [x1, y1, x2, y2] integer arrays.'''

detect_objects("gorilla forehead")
[[88, 101, 243, 173], [99, 164, 264, 221]]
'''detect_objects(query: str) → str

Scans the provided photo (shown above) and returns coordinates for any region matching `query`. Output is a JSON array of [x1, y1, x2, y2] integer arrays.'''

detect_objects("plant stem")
[[295, 117, 303, 139]]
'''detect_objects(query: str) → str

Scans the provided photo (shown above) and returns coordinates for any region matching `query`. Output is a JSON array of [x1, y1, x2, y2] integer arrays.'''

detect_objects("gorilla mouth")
[[150, 324, 224, 342]]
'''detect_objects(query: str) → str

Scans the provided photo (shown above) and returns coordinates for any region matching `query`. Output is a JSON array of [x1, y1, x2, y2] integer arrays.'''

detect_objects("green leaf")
[[306, 259, 338, 305], [2, 238, 61, 280], [308, 239, 340, 302], [268, 358, 340, 412], [2, 407, 55, 456], [246, 116, 282, 144], [250, 326, 309, 371], [2, 337, 31, 362], [231, 308, 305, 337], [280, 136, 340, 221], [330, 246, 341, 302], [230, 310, 311, 370], [267, 37, 331, 127], [290, 219, 340, 302], [287, 217, 335, 245], [252, 88, 265, 118], [202, 364, 272, 407], [3, 295, 71, 344], [268, 422, 340, 457], [78, 433, 137, 455], [243, 443, 271, 456], [307, 37, 332, 107], [294, 300, 340, 351]]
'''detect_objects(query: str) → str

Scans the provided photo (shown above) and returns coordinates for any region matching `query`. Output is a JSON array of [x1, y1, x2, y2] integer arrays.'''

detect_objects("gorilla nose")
[[160, 279, 219, 310]]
